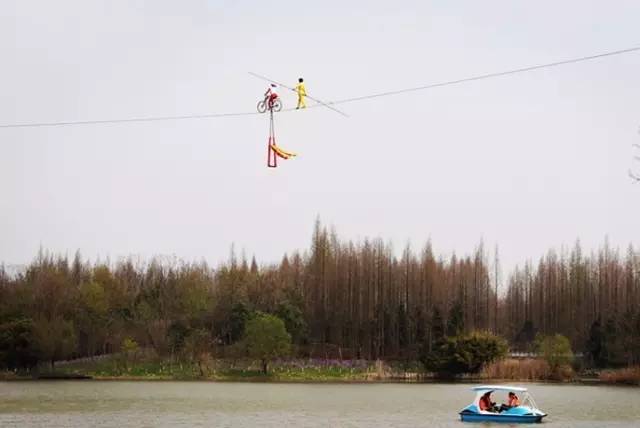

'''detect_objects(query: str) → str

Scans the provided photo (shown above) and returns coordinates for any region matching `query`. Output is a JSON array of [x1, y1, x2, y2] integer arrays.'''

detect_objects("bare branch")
[[631, 143, 640, 181]]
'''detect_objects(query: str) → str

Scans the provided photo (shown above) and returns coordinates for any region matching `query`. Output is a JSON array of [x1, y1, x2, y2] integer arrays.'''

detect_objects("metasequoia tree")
[[1, 225, 638, 369]]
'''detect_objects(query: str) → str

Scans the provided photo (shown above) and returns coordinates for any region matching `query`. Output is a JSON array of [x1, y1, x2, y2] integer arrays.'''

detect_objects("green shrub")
[[242, 313, 291, 374], [422, 331, 508, 377], [535, 334, 573, 372]]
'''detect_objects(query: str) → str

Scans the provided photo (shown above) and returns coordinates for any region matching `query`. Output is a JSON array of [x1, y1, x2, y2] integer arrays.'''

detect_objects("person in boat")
[[499, 392, 521, 412], [479, 392, 498, 412], [264, 83, 279, 109]]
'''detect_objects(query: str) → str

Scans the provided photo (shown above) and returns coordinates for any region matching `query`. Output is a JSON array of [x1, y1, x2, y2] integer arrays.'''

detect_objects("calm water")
[[1, 381, 639, 427]]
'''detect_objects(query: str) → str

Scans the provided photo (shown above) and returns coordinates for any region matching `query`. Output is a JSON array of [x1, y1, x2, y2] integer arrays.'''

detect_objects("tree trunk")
[[261, 359, 268, 375]]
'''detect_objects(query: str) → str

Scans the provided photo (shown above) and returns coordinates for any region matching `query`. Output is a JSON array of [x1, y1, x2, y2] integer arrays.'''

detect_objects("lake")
[[1, 381, 639, 427]]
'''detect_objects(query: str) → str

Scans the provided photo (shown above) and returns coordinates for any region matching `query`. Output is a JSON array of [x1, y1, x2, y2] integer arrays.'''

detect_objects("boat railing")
[[523, 392, 540, 411]]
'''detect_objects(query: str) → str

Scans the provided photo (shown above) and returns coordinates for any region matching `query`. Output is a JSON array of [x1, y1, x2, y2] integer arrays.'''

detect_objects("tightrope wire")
[[1, 45, 639, 129]]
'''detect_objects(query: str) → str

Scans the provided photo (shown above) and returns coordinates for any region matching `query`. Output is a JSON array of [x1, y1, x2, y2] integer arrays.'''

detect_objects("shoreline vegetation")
[[2, 223, 639, 387], [2, 355, 638, 386]]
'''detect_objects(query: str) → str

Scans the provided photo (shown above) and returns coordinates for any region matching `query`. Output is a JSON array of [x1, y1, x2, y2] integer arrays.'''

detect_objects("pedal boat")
[[459, 385, 547, 423]]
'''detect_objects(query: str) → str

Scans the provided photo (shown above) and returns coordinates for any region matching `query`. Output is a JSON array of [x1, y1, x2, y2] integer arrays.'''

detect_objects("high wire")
[[329, 45, 640, 105], [1, 45, 639, 129], [0, 111, 259, 129]]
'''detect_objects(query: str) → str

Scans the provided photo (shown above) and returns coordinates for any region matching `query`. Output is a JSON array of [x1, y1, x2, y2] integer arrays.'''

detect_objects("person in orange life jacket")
[[499, 392, 521, 412], [479, 392, 497, 413]]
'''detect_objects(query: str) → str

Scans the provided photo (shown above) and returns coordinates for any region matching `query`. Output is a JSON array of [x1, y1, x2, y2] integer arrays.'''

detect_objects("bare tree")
[[631, 144, 640, 182]]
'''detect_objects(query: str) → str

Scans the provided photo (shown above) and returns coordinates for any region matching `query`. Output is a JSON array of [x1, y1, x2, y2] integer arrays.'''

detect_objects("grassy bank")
[[481, 359, 640, 386], [599, 367, 640, 386], [480, 358, 575, 382], [53, 356, 386, 382], [4, 356, 639, 385]]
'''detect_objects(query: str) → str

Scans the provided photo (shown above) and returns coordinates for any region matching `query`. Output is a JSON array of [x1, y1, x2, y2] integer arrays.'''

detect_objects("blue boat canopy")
[[471, 385, 528, 393]]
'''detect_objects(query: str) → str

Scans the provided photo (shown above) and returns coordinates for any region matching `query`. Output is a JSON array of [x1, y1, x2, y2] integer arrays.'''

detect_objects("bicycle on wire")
[[257, 96, 283, 113]]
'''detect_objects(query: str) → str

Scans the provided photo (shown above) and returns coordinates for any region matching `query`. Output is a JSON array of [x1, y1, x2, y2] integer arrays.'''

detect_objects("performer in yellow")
[[295, 77, 307, 109]]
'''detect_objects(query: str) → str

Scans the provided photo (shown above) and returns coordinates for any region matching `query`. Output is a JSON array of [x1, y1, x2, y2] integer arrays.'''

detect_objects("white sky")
[[1, 1, 639, 274]]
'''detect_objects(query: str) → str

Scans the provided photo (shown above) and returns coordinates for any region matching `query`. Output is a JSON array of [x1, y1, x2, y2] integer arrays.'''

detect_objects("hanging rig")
[[266, 108, 296, 168]]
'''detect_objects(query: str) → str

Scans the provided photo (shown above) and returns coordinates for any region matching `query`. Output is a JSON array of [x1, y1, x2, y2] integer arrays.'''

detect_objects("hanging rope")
[[267, 110, 277, 168]]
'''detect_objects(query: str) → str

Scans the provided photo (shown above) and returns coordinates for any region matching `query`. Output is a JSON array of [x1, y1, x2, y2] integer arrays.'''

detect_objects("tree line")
[[1, 222, 639, 371], [504, 240, 640, 367]]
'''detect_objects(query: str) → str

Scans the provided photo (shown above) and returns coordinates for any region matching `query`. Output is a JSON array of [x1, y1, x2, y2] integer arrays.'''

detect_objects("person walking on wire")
[[295, 78, 307, 109]]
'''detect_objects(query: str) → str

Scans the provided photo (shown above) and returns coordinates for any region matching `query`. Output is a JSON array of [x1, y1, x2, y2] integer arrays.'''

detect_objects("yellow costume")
[[296, 82, 307, 109]]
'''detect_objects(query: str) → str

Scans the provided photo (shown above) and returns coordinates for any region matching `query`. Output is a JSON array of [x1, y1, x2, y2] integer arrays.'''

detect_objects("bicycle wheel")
[[272, 99, 283, 112], [257, 100, 267, 113]]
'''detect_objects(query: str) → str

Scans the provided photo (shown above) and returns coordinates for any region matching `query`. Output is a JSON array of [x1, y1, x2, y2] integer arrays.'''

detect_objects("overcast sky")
[[1, 1, 639, 274]]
